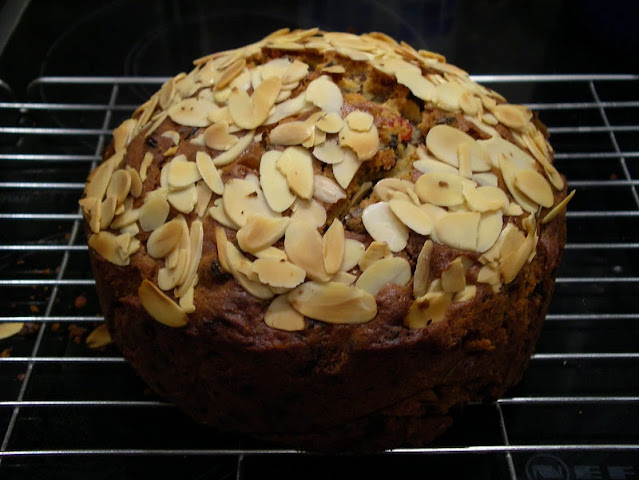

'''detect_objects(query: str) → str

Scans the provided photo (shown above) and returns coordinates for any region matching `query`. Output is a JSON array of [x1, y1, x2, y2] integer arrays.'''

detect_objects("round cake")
[[80, 28, 572, 452]]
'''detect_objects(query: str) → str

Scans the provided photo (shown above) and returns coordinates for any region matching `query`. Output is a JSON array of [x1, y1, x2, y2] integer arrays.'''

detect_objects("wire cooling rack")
[[0, 74, 638, 479]]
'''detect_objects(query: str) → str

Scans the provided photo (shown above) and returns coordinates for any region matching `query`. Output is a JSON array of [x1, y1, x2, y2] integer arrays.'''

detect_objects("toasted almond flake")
[[432, 81, 465, 111], [284, 220, 330, 282], [287, 281, 377, 324], [462, 183, 509, 212], [453, 285, 477, 303], [264, 295, 306, 331], [88, 231, 130, 266], [161, 130, 181, 146], [126, 167, 143, 198], [493, 103, 532, 130], [321, 65, 346, 74], [425, 125, 490, 171], [147, 219, 183, 258], [479, 135, 537, 170], [209, 198, 238, 229], [542, 189, 575, 224], [435, 211, 480, 251], [413, 240, 433, 298], [341, 238, 365, 271], [211, 130, 254, 167], [313, 139, 345, 164], [139, 152, 154, 182], [355, 256, 411, 296], [216, 58, 246, 90], [213, 226, 231, 272], [138, 193, 170, 231], [499, 231, 534, 284], [514, 169, 554, 208], [225, 241, 274, 299], [362, 202, 409, 253], [405, 291, 452, 328], [477, 264, 500, 285], [228, 76, 281, 129], [99, 196, 117, 230], [313, 175, 347, 204], [252, 257, 306, 289], [282, 59, 310, 84], [265, 93, 308, 125], [505, 203, 525, 216], [223, 177, 278, 228], [322, 219, 345, 275], [414, 171, 468, 207], [195, 151, 224, 195], [137, 93, 159, 129], [163, 145, 179, 158], [203, 121, 239, 151], [476, 210, 504, 253], [358, 241, 392, 271], [346, 110, 374, 132], [167, 161, 202, 189], [174, 219, 203, 297], [85, 156, 117, 201], [332, 148, 363, 189], [311, 128, 327, 147], [388, 197, 433, 236], [373, 178, 416, 202], [158, 249, 187, 291], [441, 257, 466, 293], [480, 223, 522, 264], [109, 205, 139, 230], [259, 150, 296, 213], [498, 154, 540, 214], [316, 112, 343, 133], [168, 98, 215, 127], [457, 142, 473, 178], [413, 157, 459, 175], [207, 106, 233, 124], [138, 279, 187, 327], [270, 121, 313, 146], [179, 279, 197, 314], [0, 322, 24, 340], [167, 184, 198, 214], [113, 119, 137, 152], [472, 172, 498, 187], [338, 119, 379, 161], [459, 91, 481, 116], [237, 215, 290, 254], [395, 68, 434, 102], [305, 76, 344, 113], [276, 146, 314, 199], [85, 324, 112, 348]]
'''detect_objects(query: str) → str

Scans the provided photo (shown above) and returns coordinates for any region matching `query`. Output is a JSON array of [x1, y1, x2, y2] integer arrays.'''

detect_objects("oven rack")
[[0, 74, 638, 479]]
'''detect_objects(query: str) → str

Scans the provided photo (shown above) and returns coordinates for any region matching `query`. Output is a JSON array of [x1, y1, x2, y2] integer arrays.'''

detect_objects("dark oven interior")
[[0, 1, 638, 478]]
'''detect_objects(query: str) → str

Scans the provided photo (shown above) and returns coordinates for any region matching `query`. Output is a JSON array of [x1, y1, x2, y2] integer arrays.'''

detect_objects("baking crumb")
[[51, 322, 60, 332], [0, 348, 12, 358], [68, 324, 87, 344], [74, 295, 88, 309], [29, 305, 39, 313], [16, 373, 26, 382]]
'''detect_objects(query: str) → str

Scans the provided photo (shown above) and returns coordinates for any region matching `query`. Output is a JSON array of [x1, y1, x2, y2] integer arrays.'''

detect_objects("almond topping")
[[405, 291, 452, 328], [138, 279, 187, 327], [441, 257, 466, 293], [316, 112, 343, 133], [112, 119, 137, 152], [195, 151, 224, 195], [284, 220, 330, 282], [426, 125, 490, 172], [313, 139, 345, 164], [88, 231, 130, 266], [322, 219, 345, 275], [99, 196, 117, 231], [138, 193, 170, 231], [209, 130, 254, 167], [85, 156, 116, 201], [224, 241, 274, 300], [85, 324, 112, 349], [476, 210, 504, 253], [287, 281, 377, 324], [270, 121, 313, 146], [453, 285, 477, 303], [332, 147, 363, 189], [204, 121, 239, 151], [514, 169, 554, 208], [313, 175, 347, 204], [305, 76, 343, 114], [499, 155, 540, 214], [139, 152, 153, 182], [209, 198, 237, 229], [432, 81, 465, 111], [493, 103, 532, 131], [161, 130, 180, 145], [276, 146, 314, 199], [338, 117, 379, 161], [264, 295, 306, 331], [236, 215, 290, 254], [355, 256, 411, 296], [228, 76, 281, 129], [477, 264, 500, 285], [499, 231, 534, 284], [395, 68, 434, 102], [346, 110, 374, 132], [341, 238, 366, 271], [414, 171, 468, 207], [259, 150, 296, 213], [542, 190, 575, 224], [254, 246, 288, 262], [167, 160, 202, 189], [252, 257, 306, 289], [388, 197, 433, 235], [126, 167, 143, 198], [358, 241, 392, 271], [216, 58, 246, 90], [0, 322, 24, 340], [362, 202, 409, 253], [223, 177, 278, 228], [168, 98, 215, 127], [290, 198, 327, 229], [373, 178, 416, 202], [462, 183, 509, 212], [435, 211, 480, 251], [167, 184, 198, 214], [146, 219, 183, 258], [413, 240, 434, 298]]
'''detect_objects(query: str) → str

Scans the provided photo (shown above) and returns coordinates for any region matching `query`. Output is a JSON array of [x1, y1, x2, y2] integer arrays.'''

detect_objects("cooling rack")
[[0, 74, 638, 479]]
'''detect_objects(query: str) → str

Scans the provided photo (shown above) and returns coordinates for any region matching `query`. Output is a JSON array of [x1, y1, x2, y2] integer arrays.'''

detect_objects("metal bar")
[[471, 74, 639, 82], [555, 152, 639, 159], [0, 357, 126, 363], [0, 401, 171, 407], [0, 316, 103, 322], [527, 101, 639, 110], [548, 125, 639, 134], [555, 277, 639, 283], [0, 181, 84, 189], [546, 313, 639, 320], [564, 242, 639, 249], [0, 154, 99, 162], [494, 403, 517, 480], [0, 102, 136, 111], [0, 127, 110, 136], [0, 213, 81, 220], [0, 245, 87, 251], [0, 279, 96, 286], [532, 353, 639, 361], [499, 396, 639, 404]]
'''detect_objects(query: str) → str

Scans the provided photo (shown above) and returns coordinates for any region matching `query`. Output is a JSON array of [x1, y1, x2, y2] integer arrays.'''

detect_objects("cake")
[[79, 28, 572, 452]]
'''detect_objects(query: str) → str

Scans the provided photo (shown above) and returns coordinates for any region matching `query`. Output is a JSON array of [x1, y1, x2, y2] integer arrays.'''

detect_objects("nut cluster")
[[80, 28, 572, 331]]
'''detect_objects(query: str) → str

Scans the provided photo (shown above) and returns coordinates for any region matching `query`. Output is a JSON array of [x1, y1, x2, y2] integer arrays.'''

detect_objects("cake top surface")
[[80, 28, 572, 332]]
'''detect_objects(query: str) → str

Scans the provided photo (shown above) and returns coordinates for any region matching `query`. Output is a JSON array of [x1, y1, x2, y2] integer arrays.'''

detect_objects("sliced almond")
[[161, 130, 181, 146], [113, 119, 137, 152], [435, 211, 480, 251], [269, 121, 313, 146], [265, 93, 308, 125], [106, 169, 131, 206], [254, 246, 288, 262], [126, 167, 143, 198], [361, 202, 409, 253], [89, 231, 130, 266], [472, 172, 499, 188], [276, 146, 314, 199], [493, 103, 532, 131], [252, 257, 306, 289], [413, 240, 433, 298], [514, 169, 554, 208], [462, 183, 509, 212], [338, 118, 379, 161], [425, 125, 490, 171], [167, 161, 202, 189], [99, 196, 117, 231], [441, 257, 466, 293], [479, 135, 537, 171], [264, 295, 306, 331], [223, 177, 278, 228], [157, 248, 188, 291], [175, 220, 204, 297], [259, 150, 296, 213], [355, 256, 411, 296], [414, 171, 468, 207], [346, 110, 374, 132], [499, 154, 540, 214], [476, 210, 504, 253], [139, 152, 154, 182], [373, 178, 416, 202], [179, 277, 197, 314], [85, 323, 112, 348], [413, 157, 459, 175], [228, 76, 281, 129], [0, 322, 24, 340], [284, 220, 330, 282], [332, 147, 363, 189], [313, 139, 345, 164], [287, 281, 377, 324], [432, 81, 465, 111], [209, 130, 254, 167], [388, 197, 433, 236], [358, 241, 392, 271], [138, 279, 187, 327], [542, 189, 575, 224], [453, 285, 477, 303], [195, 151, 224, 195], [209, 198, 238, 229], [85, 156, 117, 201], [167, 184, 198, 214], [216, 58, 246, 90], [236, 215, 290, 254], [305, 76, 343, 113], [316, 112, 343, 133], [313, 175, 347, 204], [499, 231, 534, 284], [138, 193, 170, 232], [290, 198, 327, 229], [405, 291, 452, 328], [225, 241, 274, 299], [341, 238, 366, 271], [477, 264, 500, 285], [322, 219, 345, 275], [146, 219, 183, 258], [168, 97, 215, 127], [109, 204, 139, 230], [204, 122, 239, 151], [395, 68, 434, 102]]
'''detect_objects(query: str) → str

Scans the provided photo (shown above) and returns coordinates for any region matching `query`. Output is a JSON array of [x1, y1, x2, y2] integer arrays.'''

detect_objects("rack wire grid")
[[0, 74, 638, 480]]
